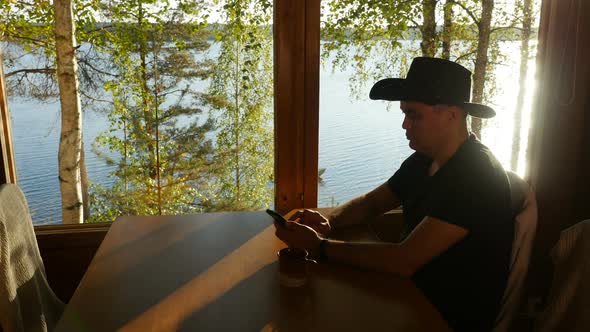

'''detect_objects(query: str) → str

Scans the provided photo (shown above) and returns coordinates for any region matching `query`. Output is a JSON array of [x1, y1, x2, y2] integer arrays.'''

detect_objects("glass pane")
[[318, 60, 412, 207], [2, 0, 274, 224], [318, 0, 543, 207]]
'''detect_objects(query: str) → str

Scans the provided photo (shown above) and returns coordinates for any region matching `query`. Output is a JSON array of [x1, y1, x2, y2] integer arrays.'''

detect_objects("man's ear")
[[439, 105, 456, 120], [449, 105, 464, 120]]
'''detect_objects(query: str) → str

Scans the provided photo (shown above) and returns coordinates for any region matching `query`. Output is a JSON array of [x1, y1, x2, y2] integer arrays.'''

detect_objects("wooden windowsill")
[[35, 222, 112, 235]]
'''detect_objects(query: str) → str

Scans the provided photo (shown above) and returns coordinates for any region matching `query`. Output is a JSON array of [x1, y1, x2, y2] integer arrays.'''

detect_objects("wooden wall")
[[36, 224, 110, 302]]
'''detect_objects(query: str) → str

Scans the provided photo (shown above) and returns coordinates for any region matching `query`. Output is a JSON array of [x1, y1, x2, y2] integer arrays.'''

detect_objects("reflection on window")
[[1, 0, 273, 224], [318, 0, 542, 207]]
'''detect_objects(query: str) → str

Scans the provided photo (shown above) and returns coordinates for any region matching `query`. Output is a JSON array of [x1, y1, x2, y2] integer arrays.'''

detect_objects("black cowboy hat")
[[369, 57, 496, 118]]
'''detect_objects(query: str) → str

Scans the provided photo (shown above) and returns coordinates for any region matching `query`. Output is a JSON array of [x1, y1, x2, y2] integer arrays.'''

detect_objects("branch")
[[399, 13, 421, 28], [455, 49, 477, 62], [82, 24, 113, 35], [4, 32, 48, 47], [5, 67, 55, 78], [491, 26, 523, 33], [157, 88, 184, 98], [14, 0, 38, 6], [79, 90, 113, 105], [78, 58, 118, 77], [449, 0, 479, 25]]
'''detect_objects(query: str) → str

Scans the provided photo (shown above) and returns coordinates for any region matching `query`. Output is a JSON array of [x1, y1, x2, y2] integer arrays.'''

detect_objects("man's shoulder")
[[456, 137, 505, 177], [436, 138, 510, 206], [402, 151, 431, 168], [388, 152, 431, 198]]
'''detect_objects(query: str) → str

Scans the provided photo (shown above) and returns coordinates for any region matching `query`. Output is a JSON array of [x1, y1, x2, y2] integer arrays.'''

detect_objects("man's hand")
[[274, 221, 323, 254], [288, 209, 332, 237]]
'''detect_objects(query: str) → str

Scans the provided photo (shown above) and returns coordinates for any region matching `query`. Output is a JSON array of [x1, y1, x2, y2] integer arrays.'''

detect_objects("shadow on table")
[[178, 260, 443, 332], [177, 262, 310, 332], [59, 212, 273, 331]]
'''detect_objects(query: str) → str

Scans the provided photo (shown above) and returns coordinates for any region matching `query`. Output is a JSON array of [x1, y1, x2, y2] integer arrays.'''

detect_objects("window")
[[317, 0, 543, 207], [318, 61, 412, 207], [0, 1, 576, 228], [1, 0, 275, 224]]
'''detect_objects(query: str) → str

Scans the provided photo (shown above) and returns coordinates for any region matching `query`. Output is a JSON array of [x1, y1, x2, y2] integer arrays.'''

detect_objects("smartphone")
[[266, 209, 288, 227]]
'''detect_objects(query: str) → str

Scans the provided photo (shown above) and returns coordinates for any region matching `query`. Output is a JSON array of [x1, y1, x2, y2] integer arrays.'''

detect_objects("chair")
[[0, 184, 64, 332], [534, 220, 590, 332], [493, 171, 538, 332]]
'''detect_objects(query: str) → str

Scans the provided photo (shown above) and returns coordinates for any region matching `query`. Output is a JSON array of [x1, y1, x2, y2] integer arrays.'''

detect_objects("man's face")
[[400, 101, 451, 154]]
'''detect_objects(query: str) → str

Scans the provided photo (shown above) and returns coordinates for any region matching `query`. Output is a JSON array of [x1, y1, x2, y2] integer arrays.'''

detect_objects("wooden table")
[[55, 211, 450, 332]]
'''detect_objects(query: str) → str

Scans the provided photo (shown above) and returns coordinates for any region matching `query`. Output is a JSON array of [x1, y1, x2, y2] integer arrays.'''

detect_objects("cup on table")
[[277, 247, 316, 287]]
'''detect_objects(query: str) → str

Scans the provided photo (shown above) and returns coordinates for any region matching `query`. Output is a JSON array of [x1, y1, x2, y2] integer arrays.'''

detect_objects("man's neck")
[[429, 130, 470, 175]]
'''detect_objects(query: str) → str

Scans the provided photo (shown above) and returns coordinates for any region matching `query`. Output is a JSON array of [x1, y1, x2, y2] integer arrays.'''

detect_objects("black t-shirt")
[[387, 135, 513, 332]]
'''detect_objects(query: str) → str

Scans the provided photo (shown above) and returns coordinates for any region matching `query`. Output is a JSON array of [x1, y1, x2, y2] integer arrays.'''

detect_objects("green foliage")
[[1, 0, 55, 98], [0, 0, 101, 99], [5, 0, 276, 222], [88, 180, 207, 222], [321, 0, 420, 101], [201, 0, 274, 211], [0, 0, 55, 48], [320, 0, 527, 109], [89, 0, 217, 221]]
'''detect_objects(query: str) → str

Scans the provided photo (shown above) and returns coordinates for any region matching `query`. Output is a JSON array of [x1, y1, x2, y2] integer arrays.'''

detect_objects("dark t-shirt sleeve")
[[388, 147, 508, 232]]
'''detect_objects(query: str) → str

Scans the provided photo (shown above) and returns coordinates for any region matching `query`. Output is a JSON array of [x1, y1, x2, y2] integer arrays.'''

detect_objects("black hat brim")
[[369, 78, 496, 118], [463, 103, 496, 118], [369, 78, 406, 101]]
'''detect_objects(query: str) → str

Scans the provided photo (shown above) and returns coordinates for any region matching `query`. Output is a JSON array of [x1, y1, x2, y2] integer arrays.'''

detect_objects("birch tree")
[[54, 0, 83, 223], [442, 1, 454, 59], [469, 0, 494, 138], [421, 0, 437, 57], [1, 0, 101, 223], [511, 0, 534, 170]]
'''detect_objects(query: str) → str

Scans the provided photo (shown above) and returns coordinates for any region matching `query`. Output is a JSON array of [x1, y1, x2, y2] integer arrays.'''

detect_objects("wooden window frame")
[[273, 0, 320, 214], [0, 52, 16, 185]]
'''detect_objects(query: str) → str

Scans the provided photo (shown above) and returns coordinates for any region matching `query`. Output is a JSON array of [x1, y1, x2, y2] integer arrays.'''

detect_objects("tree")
[[421, 0, 437, 57], [320, 0, 419, 101], [0, 0, 105, 101], [319, 0, 498, 104], [468, 0, 494, 138], [321, 0, 524, 142], [89, 0, 217, 221], [511, 0, 534, 171], [1, 0, 98, 223], [1, 0, 57, 100], [442, 0, 454, 59], [202, 0, 274, 211], [54, 0, 84, 223]]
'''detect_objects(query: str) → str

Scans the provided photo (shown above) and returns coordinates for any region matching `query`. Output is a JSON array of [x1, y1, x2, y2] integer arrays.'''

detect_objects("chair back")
[[0, 184, 64, 332], [535, 220, 590, 332], [494, 171, 538, 332]]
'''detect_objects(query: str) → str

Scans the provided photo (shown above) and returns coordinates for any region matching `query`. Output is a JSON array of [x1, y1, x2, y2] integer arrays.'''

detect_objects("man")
[[274, 57, 514, 332]]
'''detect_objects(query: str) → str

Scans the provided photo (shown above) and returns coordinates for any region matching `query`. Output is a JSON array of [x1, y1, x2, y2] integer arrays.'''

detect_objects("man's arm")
[[322, 216, 468, 277], [328, 182, 401, 230]]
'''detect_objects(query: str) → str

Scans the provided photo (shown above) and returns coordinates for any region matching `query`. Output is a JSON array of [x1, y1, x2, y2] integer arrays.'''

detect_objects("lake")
[[6, 41, 535, 225]]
